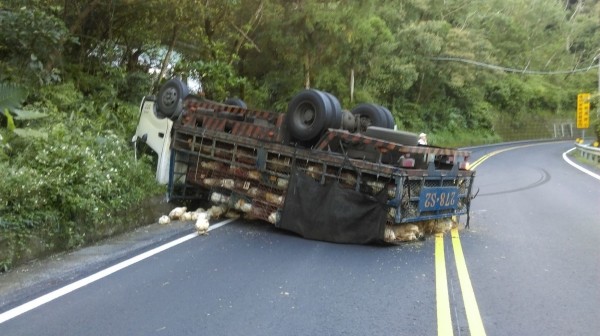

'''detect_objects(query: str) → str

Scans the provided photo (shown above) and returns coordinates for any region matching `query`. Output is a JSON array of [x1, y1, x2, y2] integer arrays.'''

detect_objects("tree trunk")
[[154, 26, 180, 92], [416, 72, 425, 103], [126, 48, 144, 72], [304, 52, 310, 89], [350, 68, 355, 103], [230, 1, 263, 64], [46, 0, 103, 72]]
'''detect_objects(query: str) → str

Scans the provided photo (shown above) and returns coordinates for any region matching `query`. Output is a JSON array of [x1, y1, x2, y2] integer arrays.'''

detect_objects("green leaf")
[[12, 109, 48, 121], [13, 128, 48, 139]]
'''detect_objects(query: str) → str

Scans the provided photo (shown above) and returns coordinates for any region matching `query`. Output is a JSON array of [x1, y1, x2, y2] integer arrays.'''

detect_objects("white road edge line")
[[562, 148, 600, 181], [0, 218, 236, 325]]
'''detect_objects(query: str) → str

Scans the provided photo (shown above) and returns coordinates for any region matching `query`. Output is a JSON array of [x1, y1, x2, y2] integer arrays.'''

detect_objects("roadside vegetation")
[[1, 0, 599, 271]]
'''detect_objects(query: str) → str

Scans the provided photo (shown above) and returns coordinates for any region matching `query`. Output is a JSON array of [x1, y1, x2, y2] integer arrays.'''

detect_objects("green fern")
[[0, 82, 26, 112], [0, 82, 47, 138]]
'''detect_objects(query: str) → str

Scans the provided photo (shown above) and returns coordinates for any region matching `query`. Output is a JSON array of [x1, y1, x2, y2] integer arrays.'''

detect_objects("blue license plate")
[[418, 187, 460, 211]]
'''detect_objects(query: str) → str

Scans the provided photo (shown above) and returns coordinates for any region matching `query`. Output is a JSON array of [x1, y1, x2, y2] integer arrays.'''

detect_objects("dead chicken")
[[393, 224, 421, 242], [433, 218, 456, 233]]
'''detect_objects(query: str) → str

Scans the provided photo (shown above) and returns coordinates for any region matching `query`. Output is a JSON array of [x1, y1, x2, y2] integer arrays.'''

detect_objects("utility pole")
[[597, 55, 600, 118]]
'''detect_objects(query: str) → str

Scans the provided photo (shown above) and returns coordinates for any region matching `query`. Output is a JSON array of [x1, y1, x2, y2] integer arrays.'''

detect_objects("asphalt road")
[[0, 141, 598, 336], [458, 141, 600, 335]]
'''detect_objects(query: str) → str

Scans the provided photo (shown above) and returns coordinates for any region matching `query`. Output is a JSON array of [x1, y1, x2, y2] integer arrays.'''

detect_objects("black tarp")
[[277, 166, 388, 244]]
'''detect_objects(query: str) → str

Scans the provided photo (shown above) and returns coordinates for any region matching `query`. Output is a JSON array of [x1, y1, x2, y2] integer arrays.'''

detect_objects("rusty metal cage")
[[168, 126, 475, 226]]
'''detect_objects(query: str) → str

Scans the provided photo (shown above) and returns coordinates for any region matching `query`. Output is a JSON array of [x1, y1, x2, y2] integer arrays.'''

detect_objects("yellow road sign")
[[577, 93, 590, 129]]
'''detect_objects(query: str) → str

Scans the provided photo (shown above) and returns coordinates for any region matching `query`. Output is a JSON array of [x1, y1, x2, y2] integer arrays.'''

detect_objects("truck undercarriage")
[[134, 79, 476, 244]]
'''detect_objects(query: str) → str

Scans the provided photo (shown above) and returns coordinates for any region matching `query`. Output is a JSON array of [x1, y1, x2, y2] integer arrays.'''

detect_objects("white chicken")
[[158, 215, 171, 225], [388, 207, 396, 218], [267, 211, 279, 224], [210, 192, 229, 204], [200, 161, 222, 170], [195, 212, 210, 235], [181, 211, 194, 221], [276, 178, 289, 188], [248, 187, 262, 198], [247, 170, 261, 180], [234, 199, 253, 213], [384, 226, 396, 242], [225, 210, 240, 219], [168, 207, 187, 220], [202, 178, 219, 186], [265, 192, 283, 205], [207, 204, 228, 219], [387, 185, 397, 198], [306, 165, 323, 179], [220, 179, 235, 189], [339, 172, 357, 186], [365, 180, 385, 193]]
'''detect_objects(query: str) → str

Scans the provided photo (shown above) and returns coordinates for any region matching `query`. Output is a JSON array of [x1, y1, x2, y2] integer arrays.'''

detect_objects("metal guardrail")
[[575, 143, 600, 163]]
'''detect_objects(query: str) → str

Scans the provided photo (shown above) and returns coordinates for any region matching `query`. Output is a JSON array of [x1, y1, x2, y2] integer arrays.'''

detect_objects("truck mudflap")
[[167, 124, 475, 243]]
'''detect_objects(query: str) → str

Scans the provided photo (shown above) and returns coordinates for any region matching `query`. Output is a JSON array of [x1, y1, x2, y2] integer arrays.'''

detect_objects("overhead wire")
[[430, 56, 599, 75]]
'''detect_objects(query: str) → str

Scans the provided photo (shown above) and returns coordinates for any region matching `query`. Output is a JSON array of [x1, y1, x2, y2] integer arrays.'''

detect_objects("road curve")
[[461, 141, 600, 335]]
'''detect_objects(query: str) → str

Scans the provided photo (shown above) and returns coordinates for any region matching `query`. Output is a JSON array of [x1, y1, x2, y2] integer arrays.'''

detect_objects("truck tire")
[[320, 90, 342, 129], [351, 103, 390, 132], [224, 98, 247, 108], [286, 89, 332, 142], [378, 105, 396, 129], [157, 78, 189, 120]]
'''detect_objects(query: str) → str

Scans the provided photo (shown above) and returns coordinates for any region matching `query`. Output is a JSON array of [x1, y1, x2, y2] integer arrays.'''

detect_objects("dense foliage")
[[0, 0, 599, 270], [0, 81, 162, 270]]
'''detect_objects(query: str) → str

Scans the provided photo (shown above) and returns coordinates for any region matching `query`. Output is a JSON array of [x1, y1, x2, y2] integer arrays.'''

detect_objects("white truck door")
[[133, 97, 173, 184]]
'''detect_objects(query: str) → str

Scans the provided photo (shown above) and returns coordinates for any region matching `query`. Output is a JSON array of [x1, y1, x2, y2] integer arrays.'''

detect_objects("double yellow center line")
[[435, 142, 560, 335], [435, 229, 487, 336], [469, 147, 510, 170], [434, 146, 506, 336], [469, 143, 546, 170]]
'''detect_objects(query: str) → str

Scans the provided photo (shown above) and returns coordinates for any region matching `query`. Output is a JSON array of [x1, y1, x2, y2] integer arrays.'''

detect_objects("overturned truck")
[[133, 78, 476, 244]]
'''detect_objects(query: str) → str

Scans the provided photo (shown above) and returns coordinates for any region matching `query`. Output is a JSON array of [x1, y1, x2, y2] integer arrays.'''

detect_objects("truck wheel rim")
[[162, 87, 178, 108], [294, 102, 316, 128]]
